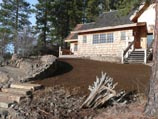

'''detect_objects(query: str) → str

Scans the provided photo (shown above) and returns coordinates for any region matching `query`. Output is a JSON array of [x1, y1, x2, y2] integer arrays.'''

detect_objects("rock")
[[40, 55, 56, 64], [0, 55, 57, 86], [19, 61, 33, 72], [11, 54, 19, 61], [10, 83, 42, 91], [0, 71, 9, 83]]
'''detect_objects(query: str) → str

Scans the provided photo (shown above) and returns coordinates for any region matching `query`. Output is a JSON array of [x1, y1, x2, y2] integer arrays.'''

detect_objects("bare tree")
[[17, 26, 37, 57]]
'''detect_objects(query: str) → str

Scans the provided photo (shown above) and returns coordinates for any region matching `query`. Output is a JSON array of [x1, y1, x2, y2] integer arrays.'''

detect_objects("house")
[[64, 3, 155, 63]]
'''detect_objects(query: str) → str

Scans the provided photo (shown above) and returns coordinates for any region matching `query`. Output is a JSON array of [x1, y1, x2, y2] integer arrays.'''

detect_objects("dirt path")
[[33, 58, 151, 96]]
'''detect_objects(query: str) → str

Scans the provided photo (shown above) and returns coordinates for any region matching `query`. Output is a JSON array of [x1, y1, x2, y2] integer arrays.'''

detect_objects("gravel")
[[7, 86, 96, 119]]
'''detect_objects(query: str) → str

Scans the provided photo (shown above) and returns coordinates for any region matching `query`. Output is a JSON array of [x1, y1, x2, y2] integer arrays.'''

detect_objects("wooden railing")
[[122, 40, 135, 63]]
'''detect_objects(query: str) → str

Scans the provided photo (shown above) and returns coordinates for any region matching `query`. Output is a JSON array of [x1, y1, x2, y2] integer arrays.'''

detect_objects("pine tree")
[[35, 0, 53, 48], [86, 0, 111, 22], [35, 0, 84, 47], [0, 0, 32, 53], [52, 0, 84, 46]]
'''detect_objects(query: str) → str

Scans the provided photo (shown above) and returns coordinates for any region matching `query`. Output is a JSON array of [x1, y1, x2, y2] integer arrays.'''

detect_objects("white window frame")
[[74, 44, 78, 51], [93, 34, 99, 44], [93, 33, 114, 44], [83, 35, 87, 43], [121, 31, 126, 40], [107, 33, 114, 43], [100, 34, 106, 43]]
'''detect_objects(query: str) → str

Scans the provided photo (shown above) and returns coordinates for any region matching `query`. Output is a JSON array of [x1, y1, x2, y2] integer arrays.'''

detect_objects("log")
[[81, 72, 126, 109]]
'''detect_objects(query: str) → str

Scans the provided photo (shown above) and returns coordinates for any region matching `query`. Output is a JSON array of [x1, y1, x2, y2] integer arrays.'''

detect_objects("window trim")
[[121, 31, 126, 40], [93, 33, 114, 44], [93, 34, 99, 44], [83, 35, 87, 43]]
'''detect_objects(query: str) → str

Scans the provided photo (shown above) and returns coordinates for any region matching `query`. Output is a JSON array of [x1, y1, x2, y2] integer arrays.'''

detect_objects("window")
[[93, 33, 114, 44], [100, 34, 106, 43], [74, 44, 78, 51], [107, 33, 114, 43], [121, 31, 126, 40], [93, 34, 99, 44], [83, 36, 87, 43]]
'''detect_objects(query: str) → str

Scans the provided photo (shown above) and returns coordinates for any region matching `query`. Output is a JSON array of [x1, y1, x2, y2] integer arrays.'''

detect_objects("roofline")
[[71, 22, 146, 34], [65, 39, 78, 42]]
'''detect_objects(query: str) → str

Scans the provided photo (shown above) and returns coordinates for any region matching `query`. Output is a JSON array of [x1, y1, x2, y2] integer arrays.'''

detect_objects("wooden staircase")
[[125, 49, 145, 63]]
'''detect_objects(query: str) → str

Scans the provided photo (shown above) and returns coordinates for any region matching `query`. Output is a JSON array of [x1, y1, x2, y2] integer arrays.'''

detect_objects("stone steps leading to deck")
[[125, 50, 145, 64]]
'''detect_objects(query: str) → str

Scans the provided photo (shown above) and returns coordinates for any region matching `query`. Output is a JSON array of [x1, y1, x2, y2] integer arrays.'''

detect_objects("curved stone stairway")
[[0, 83, 42, 117]]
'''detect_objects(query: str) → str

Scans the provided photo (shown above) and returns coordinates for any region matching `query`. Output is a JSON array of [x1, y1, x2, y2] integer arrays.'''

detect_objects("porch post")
[[121, 50, 124, 64], [144, 49, 147, 64], [59, 46, 62, 57]]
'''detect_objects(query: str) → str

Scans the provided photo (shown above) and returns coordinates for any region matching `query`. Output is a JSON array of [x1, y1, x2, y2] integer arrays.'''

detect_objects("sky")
[[27, 0, 38, 25], [0, 0, 38, 25]]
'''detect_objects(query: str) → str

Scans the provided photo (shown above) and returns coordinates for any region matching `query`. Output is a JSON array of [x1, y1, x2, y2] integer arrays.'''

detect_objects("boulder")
[[40, 55, 56, 64], [0, 71, 9, 83], [11, 54, 19, 61]]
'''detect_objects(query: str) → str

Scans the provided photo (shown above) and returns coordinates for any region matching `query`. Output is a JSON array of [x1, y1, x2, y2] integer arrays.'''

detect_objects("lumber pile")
[[81, 72, 126, 109]]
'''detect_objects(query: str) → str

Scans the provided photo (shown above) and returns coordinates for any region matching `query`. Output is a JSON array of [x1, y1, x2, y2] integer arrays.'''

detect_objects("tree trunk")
[[15, 0, 19, 54], [145, 1, 158, 116]]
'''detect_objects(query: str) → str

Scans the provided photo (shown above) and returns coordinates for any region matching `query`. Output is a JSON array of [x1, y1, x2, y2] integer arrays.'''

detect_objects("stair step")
[[1, 88, 32, 95], [130, 54, 144, 56], [127, 60, 144, 62], [130, 53, 144, 55], [128, 59, 144, 61], [10, 83, 42, 91], [0, 99, 14, 108], [0, 108, 9, 116], [132, 51, 144, 52], [0, 92, 25, 103], [128, 56, 144, 58], [127, 57, 144, 60]]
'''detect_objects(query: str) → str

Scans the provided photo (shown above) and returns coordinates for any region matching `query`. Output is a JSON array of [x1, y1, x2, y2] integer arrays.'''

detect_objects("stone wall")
[[77, 30, 134, 62]]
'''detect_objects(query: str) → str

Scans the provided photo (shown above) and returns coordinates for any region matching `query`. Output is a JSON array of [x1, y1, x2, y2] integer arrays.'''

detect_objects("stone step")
[[0, 99, 14, 108], [0, 108, 9, 117], [1, 88, 32, 95], [10, 83, 42, 91], [0, 92, 25, 103]]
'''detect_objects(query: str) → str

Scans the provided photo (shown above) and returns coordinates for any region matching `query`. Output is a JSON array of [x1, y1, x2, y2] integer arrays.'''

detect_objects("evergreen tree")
[[86, 0, 111, 22], [0, 0, 32, 53], [52, 0, 83, 46], [35, 0, 53, 48], [35, 0, 84, 47], [0, 28, 12, 56]]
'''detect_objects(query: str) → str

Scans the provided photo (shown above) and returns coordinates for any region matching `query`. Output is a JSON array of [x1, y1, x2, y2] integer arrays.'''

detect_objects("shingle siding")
[[77, 30, 133, 61]]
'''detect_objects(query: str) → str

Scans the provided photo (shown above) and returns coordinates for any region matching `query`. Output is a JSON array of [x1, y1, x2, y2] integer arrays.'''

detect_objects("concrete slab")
[[1, 88, 32, 95], [10, 83, 42, 91]]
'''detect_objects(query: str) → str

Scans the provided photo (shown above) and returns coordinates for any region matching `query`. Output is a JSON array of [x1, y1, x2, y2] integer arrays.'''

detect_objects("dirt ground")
[[33, 58, 151, 96]]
